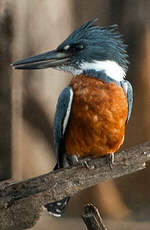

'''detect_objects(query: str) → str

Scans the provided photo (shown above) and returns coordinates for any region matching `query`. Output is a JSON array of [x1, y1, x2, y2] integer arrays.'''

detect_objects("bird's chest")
[[65, 74, 128, 157]]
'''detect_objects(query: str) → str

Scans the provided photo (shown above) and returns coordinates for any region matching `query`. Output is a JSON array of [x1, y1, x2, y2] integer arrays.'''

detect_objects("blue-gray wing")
[[121, 80, 133, 122], [53, 86, 73, 167]]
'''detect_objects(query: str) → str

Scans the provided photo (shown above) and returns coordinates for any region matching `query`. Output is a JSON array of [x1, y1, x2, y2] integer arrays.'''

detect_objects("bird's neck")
[[76, 70, 120, 86], [73, 60, 126, 82]]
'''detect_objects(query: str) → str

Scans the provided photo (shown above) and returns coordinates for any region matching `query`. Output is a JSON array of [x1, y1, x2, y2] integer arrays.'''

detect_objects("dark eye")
[[63, 44, 84, 53], [75, 44, 84, 51]]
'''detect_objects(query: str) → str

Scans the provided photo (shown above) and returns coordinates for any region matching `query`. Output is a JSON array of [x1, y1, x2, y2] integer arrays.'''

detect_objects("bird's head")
[[12, 19, 128, 81]]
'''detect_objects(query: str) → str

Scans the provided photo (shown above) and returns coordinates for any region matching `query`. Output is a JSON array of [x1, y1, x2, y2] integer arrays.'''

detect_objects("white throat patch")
[[56, 60, 126, 82], [80, 60, 126, 81]]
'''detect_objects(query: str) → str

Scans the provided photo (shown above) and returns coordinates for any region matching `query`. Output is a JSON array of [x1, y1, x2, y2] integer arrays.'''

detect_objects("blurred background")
[[0, 0, 150, 229]]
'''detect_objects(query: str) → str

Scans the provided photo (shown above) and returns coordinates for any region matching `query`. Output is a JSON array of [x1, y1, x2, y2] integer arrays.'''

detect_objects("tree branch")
[[0, 142, 150, 230]]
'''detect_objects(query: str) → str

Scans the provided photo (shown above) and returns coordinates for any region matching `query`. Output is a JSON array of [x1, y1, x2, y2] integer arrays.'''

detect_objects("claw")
[[80, 157, 94, 169], [106, 153, 115, 169], [83, 160, 90, 169]]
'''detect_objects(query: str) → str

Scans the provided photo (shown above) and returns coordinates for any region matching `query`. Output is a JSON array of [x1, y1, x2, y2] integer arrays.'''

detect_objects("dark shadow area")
[[0, 9, 13, 180]]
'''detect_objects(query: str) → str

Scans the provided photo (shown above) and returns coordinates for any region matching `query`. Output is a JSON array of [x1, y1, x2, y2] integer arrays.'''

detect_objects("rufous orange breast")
[[65, 74, 128, 157]]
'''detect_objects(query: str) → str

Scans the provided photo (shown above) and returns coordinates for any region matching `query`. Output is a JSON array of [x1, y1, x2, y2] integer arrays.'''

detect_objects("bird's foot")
[[79, 157, 94, 169], [66, 154, 79, 166], [106, 153, 115, 169], [66, 155, 93, 169]]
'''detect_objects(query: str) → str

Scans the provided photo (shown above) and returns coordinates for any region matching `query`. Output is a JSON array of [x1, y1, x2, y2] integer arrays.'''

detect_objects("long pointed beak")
[[12, 49, 71, 70]]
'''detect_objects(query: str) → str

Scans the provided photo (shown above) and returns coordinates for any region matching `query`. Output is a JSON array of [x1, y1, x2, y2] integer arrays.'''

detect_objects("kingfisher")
[[12, 19, 133, 217]]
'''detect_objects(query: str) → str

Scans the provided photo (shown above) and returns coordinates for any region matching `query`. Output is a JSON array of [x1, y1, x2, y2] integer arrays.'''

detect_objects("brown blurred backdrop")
[[0, 0, 150, 229]]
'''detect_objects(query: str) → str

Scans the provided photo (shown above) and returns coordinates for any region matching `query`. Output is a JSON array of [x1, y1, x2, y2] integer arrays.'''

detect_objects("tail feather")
[[45, 197, 70, 217]]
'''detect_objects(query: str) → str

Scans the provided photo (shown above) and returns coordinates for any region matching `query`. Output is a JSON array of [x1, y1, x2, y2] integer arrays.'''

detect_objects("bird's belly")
[[65, 75, 128, 157]]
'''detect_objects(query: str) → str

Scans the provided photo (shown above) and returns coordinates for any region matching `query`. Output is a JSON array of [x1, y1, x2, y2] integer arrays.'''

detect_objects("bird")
[[12, 19, 133, 217]]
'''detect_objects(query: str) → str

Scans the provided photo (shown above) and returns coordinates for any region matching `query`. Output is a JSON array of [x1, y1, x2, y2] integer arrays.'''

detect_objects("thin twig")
[[82, 203, 108, 230], [0, 142, 150, 230]]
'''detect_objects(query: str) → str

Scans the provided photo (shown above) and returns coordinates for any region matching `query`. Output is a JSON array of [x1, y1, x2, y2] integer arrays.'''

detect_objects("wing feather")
[[121, 80, 133, 122], [53, 86, 73, 167]]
